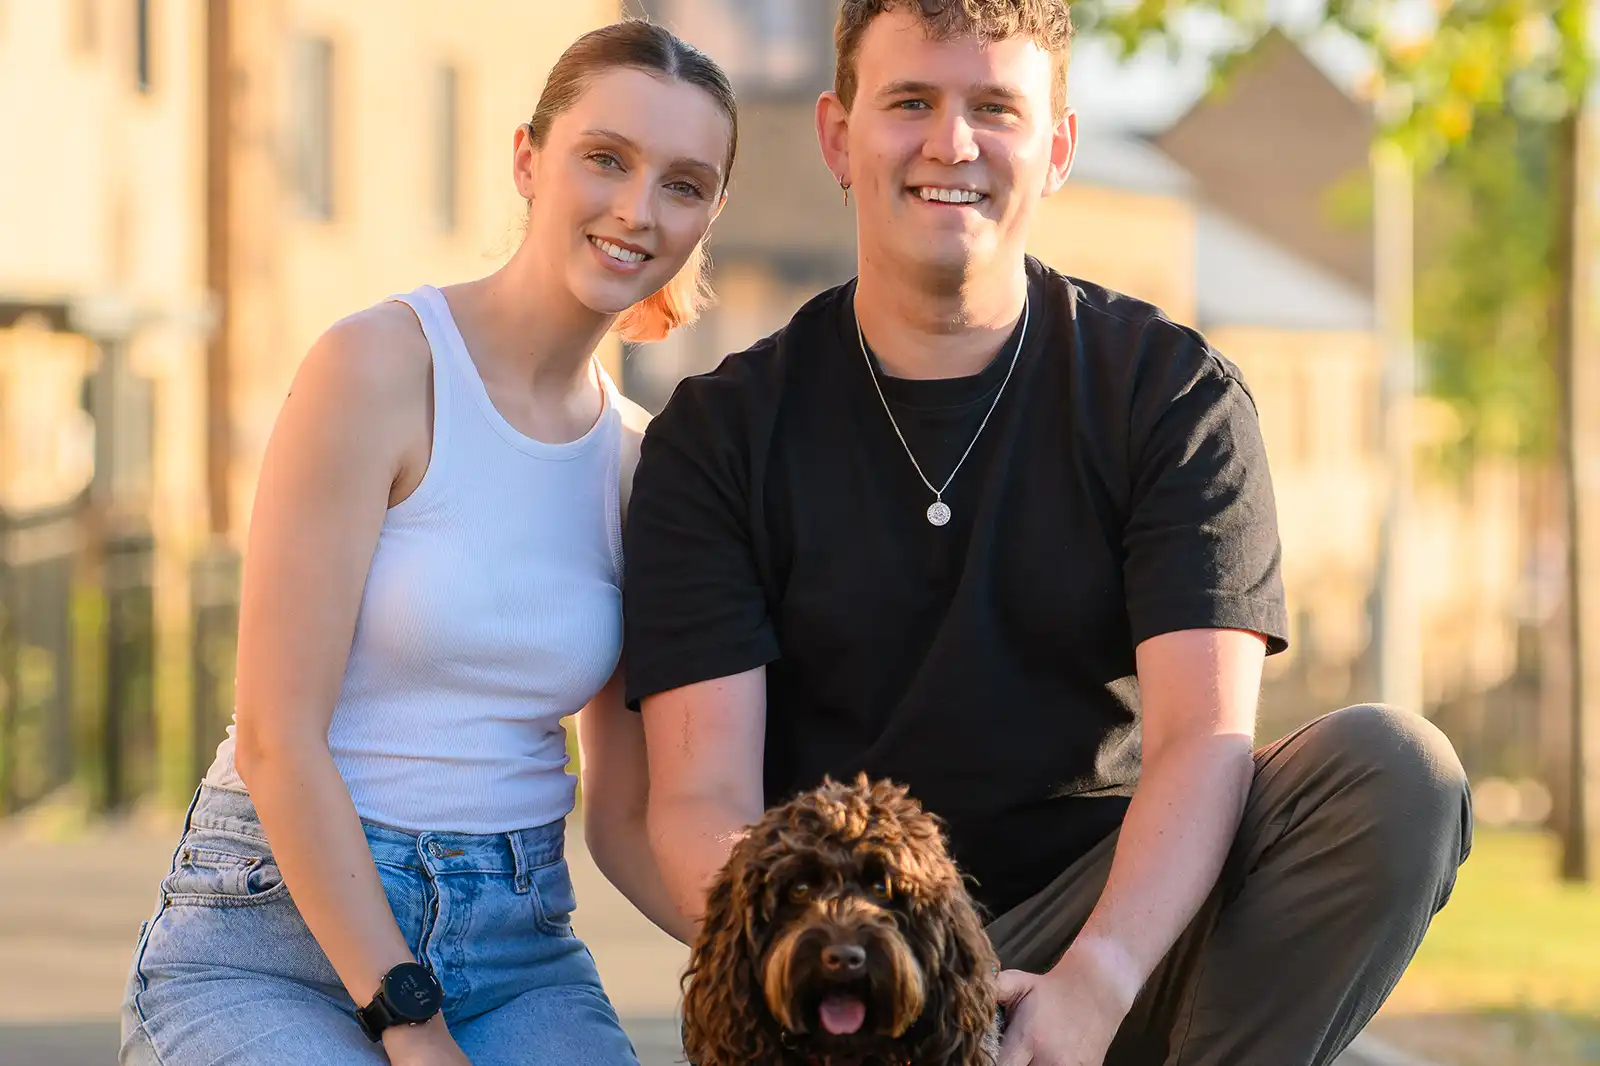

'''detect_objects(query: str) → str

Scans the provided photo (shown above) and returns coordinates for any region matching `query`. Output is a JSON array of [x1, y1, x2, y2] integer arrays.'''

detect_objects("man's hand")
[[994, 938, 1142, 1066]]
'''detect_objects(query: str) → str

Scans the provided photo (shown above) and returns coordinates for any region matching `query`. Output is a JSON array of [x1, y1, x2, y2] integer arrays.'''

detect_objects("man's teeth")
[[592, 237, 649, 263], [917, 187, 985, 204]]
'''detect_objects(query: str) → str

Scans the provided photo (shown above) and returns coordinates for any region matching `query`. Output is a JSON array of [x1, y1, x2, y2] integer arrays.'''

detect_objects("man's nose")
[[821, 943, 867, 977], [925, 112, 980, 165]]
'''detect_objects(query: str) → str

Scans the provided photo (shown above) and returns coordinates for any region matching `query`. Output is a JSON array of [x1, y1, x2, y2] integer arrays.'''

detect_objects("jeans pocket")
[[161, 833, 291, 908], [530, 858, 577, 937]]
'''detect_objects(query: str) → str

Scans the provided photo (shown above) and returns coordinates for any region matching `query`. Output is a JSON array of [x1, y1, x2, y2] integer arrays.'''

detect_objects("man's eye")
[[895, 99, 930, 111]]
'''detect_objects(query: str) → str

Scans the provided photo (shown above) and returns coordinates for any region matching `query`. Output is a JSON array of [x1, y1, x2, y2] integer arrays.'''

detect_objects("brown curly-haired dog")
[[680, 774, 1001, 1066]]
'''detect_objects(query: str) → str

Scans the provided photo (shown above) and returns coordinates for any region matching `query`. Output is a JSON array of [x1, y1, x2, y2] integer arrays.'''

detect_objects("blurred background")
[[0, 1, 1596, 1064]]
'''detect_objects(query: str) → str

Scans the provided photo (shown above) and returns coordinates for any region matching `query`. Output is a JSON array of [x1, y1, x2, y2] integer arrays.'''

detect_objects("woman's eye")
[[587, 151, 622, 169], [668, 180, 706, 198]]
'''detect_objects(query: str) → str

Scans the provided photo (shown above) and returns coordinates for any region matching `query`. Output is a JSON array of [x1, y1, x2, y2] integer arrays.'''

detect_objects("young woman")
[[119, 20, 735, 1066]]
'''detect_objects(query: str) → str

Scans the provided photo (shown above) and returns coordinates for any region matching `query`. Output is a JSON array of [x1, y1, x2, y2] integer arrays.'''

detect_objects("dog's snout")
[[821, 943, 867, 976]]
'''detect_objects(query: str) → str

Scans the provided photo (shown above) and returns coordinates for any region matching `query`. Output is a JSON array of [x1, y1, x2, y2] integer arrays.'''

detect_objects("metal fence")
[[0, 502, 83, 813]]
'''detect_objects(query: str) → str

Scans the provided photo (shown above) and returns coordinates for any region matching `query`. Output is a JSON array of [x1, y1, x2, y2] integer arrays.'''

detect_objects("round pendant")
[[927, 501, 952, 527]]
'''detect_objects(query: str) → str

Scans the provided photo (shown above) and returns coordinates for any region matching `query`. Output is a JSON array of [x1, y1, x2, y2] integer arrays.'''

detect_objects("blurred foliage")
[[1068, 0, 1591, 467], [1070, 0, 1591, 166], [1414, 112, 1563, 470]]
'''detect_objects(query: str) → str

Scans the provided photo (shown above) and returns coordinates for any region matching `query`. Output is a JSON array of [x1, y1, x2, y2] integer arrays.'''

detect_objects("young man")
[[623, 2, 1473, 1064]]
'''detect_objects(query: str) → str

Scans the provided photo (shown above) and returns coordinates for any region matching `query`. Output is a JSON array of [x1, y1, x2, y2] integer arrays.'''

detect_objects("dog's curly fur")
[[681, 775, 1000, 1066]]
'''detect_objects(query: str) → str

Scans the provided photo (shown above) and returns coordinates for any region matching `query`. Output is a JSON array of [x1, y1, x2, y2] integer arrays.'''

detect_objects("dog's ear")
[[908, 886, 1002, 1066], [680, 840, 785, 1066]]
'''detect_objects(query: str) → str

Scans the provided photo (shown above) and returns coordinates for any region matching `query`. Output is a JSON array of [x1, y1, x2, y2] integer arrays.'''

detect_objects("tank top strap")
[[384, 285, 462, 501], [595, 357, 625, 586]]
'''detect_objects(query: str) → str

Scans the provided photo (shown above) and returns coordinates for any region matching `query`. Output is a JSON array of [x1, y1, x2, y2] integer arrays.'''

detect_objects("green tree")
[[1069, 0, 1595, 880], [1415, 111, 1560, 472]]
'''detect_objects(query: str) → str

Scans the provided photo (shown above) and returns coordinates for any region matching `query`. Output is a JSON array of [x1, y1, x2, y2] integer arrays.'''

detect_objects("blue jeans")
[[120, 785, 640, 1065]]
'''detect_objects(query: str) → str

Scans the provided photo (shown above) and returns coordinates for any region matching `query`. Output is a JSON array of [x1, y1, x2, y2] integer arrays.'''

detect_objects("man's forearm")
[[587, 806, 697, 944], [646, 793, 757, 936], [1062, 733, 1255, 1004]]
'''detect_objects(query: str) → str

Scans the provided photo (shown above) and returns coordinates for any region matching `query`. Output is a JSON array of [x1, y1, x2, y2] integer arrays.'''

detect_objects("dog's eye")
[[788, 882, 811, 903], [871, 879, 892, 900]]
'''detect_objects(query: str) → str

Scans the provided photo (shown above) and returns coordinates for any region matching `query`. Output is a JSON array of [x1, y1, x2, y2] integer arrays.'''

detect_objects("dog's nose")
[[821, 943, 867, 976]]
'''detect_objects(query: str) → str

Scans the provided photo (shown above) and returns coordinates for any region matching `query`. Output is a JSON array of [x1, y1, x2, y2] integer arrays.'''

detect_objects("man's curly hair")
[[680, 774, 1000, 1066], [835, 0, 1076, 119]]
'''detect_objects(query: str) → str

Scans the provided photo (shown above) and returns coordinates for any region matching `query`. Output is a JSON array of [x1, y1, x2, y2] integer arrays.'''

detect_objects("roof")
[[1067, 122, 1194, 197], [1152, 28, 1376, 292], [1196, 207, 1373, 331]]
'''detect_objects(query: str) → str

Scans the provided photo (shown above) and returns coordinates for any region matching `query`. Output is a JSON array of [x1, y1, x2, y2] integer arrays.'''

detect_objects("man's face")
[[824, 10, 1073, 282]]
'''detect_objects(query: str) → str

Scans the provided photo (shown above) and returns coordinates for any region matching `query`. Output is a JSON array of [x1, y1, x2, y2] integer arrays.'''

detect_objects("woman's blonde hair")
[[526, 19, 737, 343]]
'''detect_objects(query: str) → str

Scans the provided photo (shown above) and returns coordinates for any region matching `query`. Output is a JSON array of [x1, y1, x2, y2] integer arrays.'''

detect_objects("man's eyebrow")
[[874, 80, 1026, 102], [581, 127, 722, 183]]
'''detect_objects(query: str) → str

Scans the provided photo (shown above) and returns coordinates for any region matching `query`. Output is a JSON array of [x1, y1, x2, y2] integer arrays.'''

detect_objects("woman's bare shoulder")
[[298, 300, 432, 405], [273, 299, 435, 479]]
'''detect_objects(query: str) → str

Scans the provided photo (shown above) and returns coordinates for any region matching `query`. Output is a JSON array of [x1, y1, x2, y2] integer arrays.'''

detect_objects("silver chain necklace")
[[854, 293, 1030, 527]]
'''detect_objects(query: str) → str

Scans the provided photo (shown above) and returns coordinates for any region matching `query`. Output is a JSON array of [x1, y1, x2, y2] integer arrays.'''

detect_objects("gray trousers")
[[986, 704, 1474, 1066]]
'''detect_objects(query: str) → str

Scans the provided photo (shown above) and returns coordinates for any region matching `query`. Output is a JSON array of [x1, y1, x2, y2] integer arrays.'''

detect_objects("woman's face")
[[519, 67, 731, 318]]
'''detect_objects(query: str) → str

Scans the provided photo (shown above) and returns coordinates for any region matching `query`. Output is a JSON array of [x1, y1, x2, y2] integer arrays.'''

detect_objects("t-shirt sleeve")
[[1121, 340, 1290, 654], [622, 378, 780, 710]]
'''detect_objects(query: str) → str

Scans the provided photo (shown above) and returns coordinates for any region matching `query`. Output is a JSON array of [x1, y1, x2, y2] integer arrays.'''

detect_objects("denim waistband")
[[188, 783, 566, 878]]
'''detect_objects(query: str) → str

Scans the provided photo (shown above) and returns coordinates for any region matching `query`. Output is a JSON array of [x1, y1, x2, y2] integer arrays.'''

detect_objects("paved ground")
[[0, 806, 1421, 1066]]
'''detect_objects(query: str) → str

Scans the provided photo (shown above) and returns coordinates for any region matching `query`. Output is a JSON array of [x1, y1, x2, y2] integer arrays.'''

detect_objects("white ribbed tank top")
[[204, 285, 624, 833]]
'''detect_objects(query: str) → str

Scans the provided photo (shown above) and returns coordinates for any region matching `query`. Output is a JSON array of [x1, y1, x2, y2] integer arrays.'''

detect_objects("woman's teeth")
[[591, 237, 649, 263], [917, 187, 985, 204]]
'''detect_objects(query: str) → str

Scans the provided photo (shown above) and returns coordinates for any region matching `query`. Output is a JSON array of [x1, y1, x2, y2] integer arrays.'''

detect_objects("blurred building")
[[0, 2, 1532, 818], [0, 0, 621, 812]]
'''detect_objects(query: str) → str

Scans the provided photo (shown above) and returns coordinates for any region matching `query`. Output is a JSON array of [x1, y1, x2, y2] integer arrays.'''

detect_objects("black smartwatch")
[[355, 962, 445, 1042]]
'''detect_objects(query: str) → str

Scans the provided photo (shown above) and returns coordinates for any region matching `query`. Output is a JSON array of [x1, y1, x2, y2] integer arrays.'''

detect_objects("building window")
[[434, 65, 460, 233], [73, 0, 99, 56], [134, 0, 152, 92], [290, 36, 335, 220]]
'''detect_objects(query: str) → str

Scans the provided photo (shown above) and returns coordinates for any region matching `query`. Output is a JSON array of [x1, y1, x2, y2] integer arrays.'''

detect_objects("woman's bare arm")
[[232, 304, 466, 1061]]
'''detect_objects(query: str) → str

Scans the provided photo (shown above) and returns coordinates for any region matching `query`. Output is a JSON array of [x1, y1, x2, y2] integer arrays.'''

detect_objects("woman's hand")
[[382, 1016, 474, 1065]]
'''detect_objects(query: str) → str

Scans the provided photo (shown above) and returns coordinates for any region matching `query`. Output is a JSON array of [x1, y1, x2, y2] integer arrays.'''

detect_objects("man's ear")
[[816, 90, 852, 190], [1043, 108, 1077, 197]]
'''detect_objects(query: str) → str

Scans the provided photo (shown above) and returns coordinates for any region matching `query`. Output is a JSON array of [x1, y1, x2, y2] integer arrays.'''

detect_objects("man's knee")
[[1306, 703, 1474, 897]]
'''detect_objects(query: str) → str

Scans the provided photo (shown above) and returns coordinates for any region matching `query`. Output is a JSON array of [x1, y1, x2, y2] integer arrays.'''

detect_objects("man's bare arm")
[[640, 668, 768, 933], [1056, 628, 1264, 1003]]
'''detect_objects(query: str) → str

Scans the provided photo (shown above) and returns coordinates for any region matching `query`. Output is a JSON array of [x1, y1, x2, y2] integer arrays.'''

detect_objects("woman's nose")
[[613, 178, 657, 231]]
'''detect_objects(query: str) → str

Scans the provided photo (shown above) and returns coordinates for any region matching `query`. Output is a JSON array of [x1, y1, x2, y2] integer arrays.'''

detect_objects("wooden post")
[[1372, 139, 1424, 718], [204, 0, 232, 540], [1560, 19, 1600, 878]]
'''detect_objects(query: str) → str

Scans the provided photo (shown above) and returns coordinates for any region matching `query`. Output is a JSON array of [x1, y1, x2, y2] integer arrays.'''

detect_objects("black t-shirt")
[[623, 257, 1289, 918]]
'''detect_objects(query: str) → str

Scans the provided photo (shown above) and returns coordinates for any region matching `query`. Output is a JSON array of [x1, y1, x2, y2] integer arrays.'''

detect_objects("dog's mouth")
[[817, 991, 868, 1036]]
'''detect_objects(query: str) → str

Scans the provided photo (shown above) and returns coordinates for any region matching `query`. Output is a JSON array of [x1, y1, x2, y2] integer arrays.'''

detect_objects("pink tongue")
[[819, 995, 867, 1035]]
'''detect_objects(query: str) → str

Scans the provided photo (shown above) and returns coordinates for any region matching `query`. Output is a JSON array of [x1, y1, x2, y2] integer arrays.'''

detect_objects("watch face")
[[384, 963, 443, 1021]]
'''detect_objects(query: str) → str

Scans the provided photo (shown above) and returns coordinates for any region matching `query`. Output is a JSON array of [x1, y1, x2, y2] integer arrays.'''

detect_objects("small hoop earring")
[[837, 173, 851, 206]]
